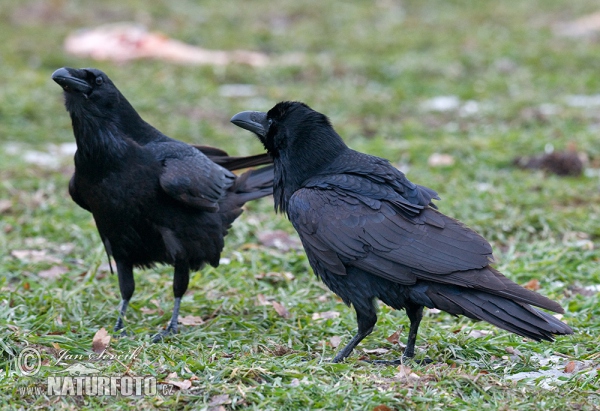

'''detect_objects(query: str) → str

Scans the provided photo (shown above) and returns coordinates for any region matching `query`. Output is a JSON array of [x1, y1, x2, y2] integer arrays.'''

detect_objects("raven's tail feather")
[[194, 145, 273, 171], [229, 165, 274, 204], [425, 284, 573, 341]]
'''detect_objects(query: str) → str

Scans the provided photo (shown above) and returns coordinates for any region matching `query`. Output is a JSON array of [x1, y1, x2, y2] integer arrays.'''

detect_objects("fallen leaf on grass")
[[312, 311, 340, 320], [330, 336, 342, 349], [178, 315, 204, 326], [38, 266, 69, 279], [0, 199, 12, 213], [209, 394, 231, 406], [256, 294, 271, 306], [92, 328, 111, 354], [272, 301, 291, 319], [386, 329, 402, 344], [167, 378, 192, 390], [523, 278, 540, 291], [564, 361, 577, 373], [373, 406, 394, 411], [396, 364, 420, 381]]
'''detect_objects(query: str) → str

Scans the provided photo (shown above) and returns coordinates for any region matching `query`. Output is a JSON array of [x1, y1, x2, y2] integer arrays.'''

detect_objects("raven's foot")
[[113, 320, 128, 337], [151, 325, 178, 343]]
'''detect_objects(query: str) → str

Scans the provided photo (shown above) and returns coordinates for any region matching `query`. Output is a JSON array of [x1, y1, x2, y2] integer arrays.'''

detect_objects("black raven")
[[52, 67, 273, 342], [231, 101, 573, 363]]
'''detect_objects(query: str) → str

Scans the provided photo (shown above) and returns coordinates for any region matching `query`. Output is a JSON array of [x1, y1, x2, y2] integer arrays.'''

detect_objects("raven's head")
[[231, 101, 348, 212], [230, 101, 343, 158], [52, 67, 122, 117]]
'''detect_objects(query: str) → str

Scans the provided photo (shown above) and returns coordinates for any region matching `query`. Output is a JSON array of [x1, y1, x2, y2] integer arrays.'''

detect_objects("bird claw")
[[113, 329, 129, 338], [151, 326, 178, 343]]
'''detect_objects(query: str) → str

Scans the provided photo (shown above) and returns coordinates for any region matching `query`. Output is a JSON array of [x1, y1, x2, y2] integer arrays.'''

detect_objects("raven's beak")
[[230, 111, 268, 138], [52, 67, 92, 94]]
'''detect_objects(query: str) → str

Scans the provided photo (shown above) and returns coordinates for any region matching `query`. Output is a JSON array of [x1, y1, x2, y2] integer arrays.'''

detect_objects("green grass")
[[2, 0, 600, 409]]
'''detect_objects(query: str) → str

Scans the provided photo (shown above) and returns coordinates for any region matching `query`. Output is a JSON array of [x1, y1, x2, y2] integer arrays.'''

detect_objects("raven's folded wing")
[[155, 143, 235, 212], [288, 184, 493, 285]]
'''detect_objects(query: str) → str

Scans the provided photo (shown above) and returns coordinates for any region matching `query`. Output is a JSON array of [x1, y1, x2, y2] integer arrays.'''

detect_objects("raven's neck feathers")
[[274, 124, 348, 214], [68, 92, 164, 168]]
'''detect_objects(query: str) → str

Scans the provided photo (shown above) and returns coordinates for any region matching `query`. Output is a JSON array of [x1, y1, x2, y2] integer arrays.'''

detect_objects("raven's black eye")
[[95, 77, 103, 86]]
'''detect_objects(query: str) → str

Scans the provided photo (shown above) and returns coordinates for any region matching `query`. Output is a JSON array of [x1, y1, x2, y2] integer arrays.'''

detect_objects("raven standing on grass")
[[52, 67, 273, 342], [231, 101, 573, 363]]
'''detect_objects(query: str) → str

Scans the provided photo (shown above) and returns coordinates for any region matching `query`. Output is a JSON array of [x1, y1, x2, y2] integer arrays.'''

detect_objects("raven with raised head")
[[52, 67, 273, 342], [231, 101, 572, 363]]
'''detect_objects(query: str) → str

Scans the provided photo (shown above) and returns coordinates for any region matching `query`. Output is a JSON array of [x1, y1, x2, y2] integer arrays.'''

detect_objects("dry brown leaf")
[[52, 342, 61, 350], [38, 266, 69, 279], [312, 311, 340, 320], [92, 327, 111, 354], [396, 364, 420, 381], [178, 315, 204, 326], [386, 329, 402, 344], [564, 361, 577, 373], [373, 405, 394, 411], [330, 336, 342, 349], [209, 394, 231, 406], [0, 199, 12, 213], [428, 153, 455, 167], [167, 379, 192, 390], [523, 278, 540, 291], [256, 294, 271, 306], [272, 301, 291, 319]]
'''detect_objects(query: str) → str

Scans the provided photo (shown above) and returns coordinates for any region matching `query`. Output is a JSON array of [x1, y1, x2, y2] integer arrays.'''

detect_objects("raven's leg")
[[370, 303, 431, 366], [114, 261, 134, 335], [403, 303, 424, 359], [152, 262, 189, 342], [332, 300, 377, 363]]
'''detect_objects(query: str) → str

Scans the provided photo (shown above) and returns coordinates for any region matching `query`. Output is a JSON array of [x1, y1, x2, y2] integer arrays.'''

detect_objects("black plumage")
[[231, 101, 572, 362], [52, 67, 273, 341]]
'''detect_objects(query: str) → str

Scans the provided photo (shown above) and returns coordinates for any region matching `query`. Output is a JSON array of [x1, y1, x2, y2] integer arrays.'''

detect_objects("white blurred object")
[[64, 23, 269, 66]]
